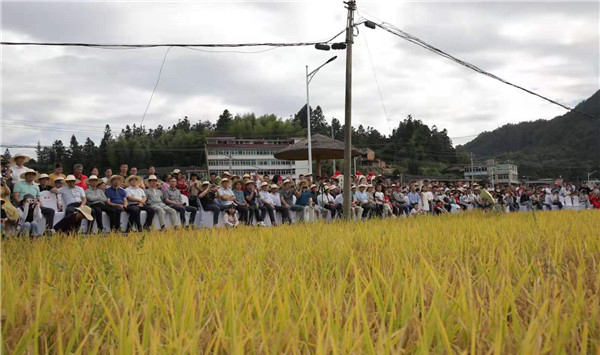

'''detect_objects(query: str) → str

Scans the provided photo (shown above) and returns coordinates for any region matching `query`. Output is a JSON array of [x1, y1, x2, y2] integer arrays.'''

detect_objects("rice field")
[[2, 210, 599, 354]]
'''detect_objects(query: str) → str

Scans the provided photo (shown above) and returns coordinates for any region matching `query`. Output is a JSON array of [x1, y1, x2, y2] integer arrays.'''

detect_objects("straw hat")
[[243, 173, 251, 179], [245, 180, 254, 185], [310, 184, 317, 189], [145, 175, 159, 184], [75, 205, 94, 221], [270, 184, 279, 190], [220, 178, 230, 184], [84, 175, 99, 184], [358, 184, 367, 188], [65, 174, 78, 182], [35, 173, 50, 183], [51, 176, 65, 186], [126, 175, 142, 185], [172, 169, 181, 174], [221, 171, 231, 177], [19, 168, 39, 180], [202, 181, 210, 186], [109, 175, 124, 184], [10, 153, 31, 165], [260, 181, 269, 187], [283, 179, 292, 185]]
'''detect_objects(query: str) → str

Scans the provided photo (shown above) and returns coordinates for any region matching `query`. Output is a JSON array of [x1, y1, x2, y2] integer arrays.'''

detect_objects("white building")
[[206, 137, 310, 179], [464, 159, 519, 185]]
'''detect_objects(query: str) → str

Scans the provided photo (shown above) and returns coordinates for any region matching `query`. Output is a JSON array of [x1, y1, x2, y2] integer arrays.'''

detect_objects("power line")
[[362, 30, 392, 134], [364, 18, 599, 120], [140, 46, 172, 125]]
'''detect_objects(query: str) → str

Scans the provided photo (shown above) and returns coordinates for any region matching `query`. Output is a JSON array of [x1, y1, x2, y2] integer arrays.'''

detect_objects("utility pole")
[[342, 0, 356, 220], [588, 170, 597, 183], [469, 152, 474, 186], [305, 65, 313, 175], [331, 125, 336, 173]]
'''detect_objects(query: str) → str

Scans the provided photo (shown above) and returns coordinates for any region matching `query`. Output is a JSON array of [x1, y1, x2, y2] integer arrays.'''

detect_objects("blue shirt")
[[244, 189, 257, 206], [408, 192, 420, 205], [296, 190, 311, 206], [105, 186, 127, 204]]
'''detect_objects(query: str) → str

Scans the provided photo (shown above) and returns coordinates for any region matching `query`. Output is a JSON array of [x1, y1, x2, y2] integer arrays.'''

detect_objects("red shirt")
[[75, 174, 88, 190], [176, 181, 189, 197]]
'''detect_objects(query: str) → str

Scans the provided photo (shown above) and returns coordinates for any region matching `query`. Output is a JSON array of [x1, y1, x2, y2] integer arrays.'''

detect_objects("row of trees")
[[14, 105, 459, 175]]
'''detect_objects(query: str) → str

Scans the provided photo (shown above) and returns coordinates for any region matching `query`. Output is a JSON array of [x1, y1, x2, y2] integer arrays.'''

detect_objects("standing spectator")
[[163, 177, 197, 228], [85, 175, 120, 233], [188, 173, 202, 208], [145, 175, 179, 230], [48, 163, 66, 182], [118, 164, 129, 180], [176, 171, 189, 197], [57, 175, 87, 216], [90, 167, 99, 178], [124, 176, 155, 231], [73, 164, 89, 190], [130, 167, 138, 177], [102, 168, 113, 184], [9, 153, 30, 182]]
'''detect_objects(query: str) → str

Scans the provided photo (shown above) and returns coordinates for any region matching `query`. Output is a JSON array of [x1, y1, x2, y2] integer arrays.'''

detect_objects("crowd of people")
[[2, 152, 599, 237]]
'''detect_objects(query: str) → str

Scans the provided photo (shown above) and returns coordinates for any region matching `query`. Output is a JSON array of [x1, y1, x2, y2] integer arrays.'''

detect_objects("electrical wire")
[[362, 17, 599, 120], [140, 46, 172, 125], [362, 30, 393, 135]]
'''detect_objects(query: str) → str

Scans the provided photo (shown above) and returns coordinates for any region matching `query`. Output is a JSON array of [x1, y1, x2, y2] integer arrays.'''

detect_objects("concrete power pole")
[[342, 0, 356, 220], [332, 125, 336, 174], [469, 152, 474, 185]]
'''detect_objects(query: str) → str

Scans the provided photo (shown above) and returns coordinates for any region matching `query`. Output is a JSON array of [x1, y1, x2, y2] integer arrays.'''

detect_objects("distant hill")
[[458, 90, 600, 180]]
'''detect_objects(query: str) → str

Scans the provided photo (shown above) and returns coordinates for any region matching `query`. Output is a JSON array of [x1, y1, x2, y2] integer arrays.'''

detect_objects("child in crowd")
[[410, 203, 424, 216], [224, 204, 239, 228]]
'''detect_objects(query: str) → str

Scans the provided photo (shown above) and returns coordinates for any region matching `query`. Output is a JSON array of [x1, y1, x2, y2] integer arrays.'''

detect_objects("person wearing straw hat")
[[36, 174, 54, 192], [53, 205, 94, 234], [13, 169, 56, 233], [244, 180, 266, 226], [85, 175, 120, 233], [269, 184, 291, 224], [125, 175, 156, 231], [145, 175, 179, 230], [354, 184, 373, 220], [58, 175, 87, 217], [9, 153, 30, 182], [217, 178, 236, 211], [164, 176, 197, 228], [257, 181, 277, 226]]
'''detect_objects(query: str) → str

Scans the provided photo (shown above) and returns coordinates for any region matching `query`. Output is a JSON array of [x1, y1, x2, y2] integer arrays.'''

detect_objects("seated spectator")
[[73, 164, 89, 190], [163, 177, 197, 228], [105, 175, 128, 232], [244, 181, 265, 226], [9, 153, 30, 182], [232, 180, 250, 225], [217, 178, 237, 213], [36, 174, 55, 192], [90, 167, 99, 178], [433, 197, 449, 215], [224, 204, 239, 228], [49, 163, 66, 182], [57, 175, 87, 216], [355, 184, 374, 219], [258, 182, 276, 226], [410, 203, 425, 216], [53, 205, 94, 234], [14, 169, 55, 233], [270, 184, 291, 224], [2, 176, 18, 222], [145, 175, 178, 230], [16, 194, 44, 237], [176, 171, 189, 197], [199, 181, 221, 226], [125, 175, 156, 231], [85, 175, 120, 233]]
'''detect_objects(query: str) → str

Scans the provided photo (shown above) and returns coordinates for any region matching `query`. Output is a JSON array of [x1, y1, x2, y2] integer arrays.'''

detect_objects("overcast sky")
[[2, 0, 598, 160]]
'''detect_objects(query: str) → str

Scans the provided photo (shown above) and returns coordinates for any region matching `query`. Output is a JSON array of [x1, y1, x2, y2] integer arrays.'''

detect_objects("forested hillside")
[[459, 90, 600, 179]]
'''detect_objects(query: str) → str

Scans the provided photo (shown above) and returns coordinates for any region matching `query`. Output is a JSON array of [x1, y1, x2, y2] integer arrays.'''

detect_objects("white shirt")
[[270, 192, 282, 207], [125, 186, 145, 201], [10, 165, 28, 182], [218, 186, 235, 206], [258, 190, 273, 205], [317, 193, 334, 206], [334, 193, 344, 205], [57, 186, 85, 206], [374, 191, 385, 205]]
